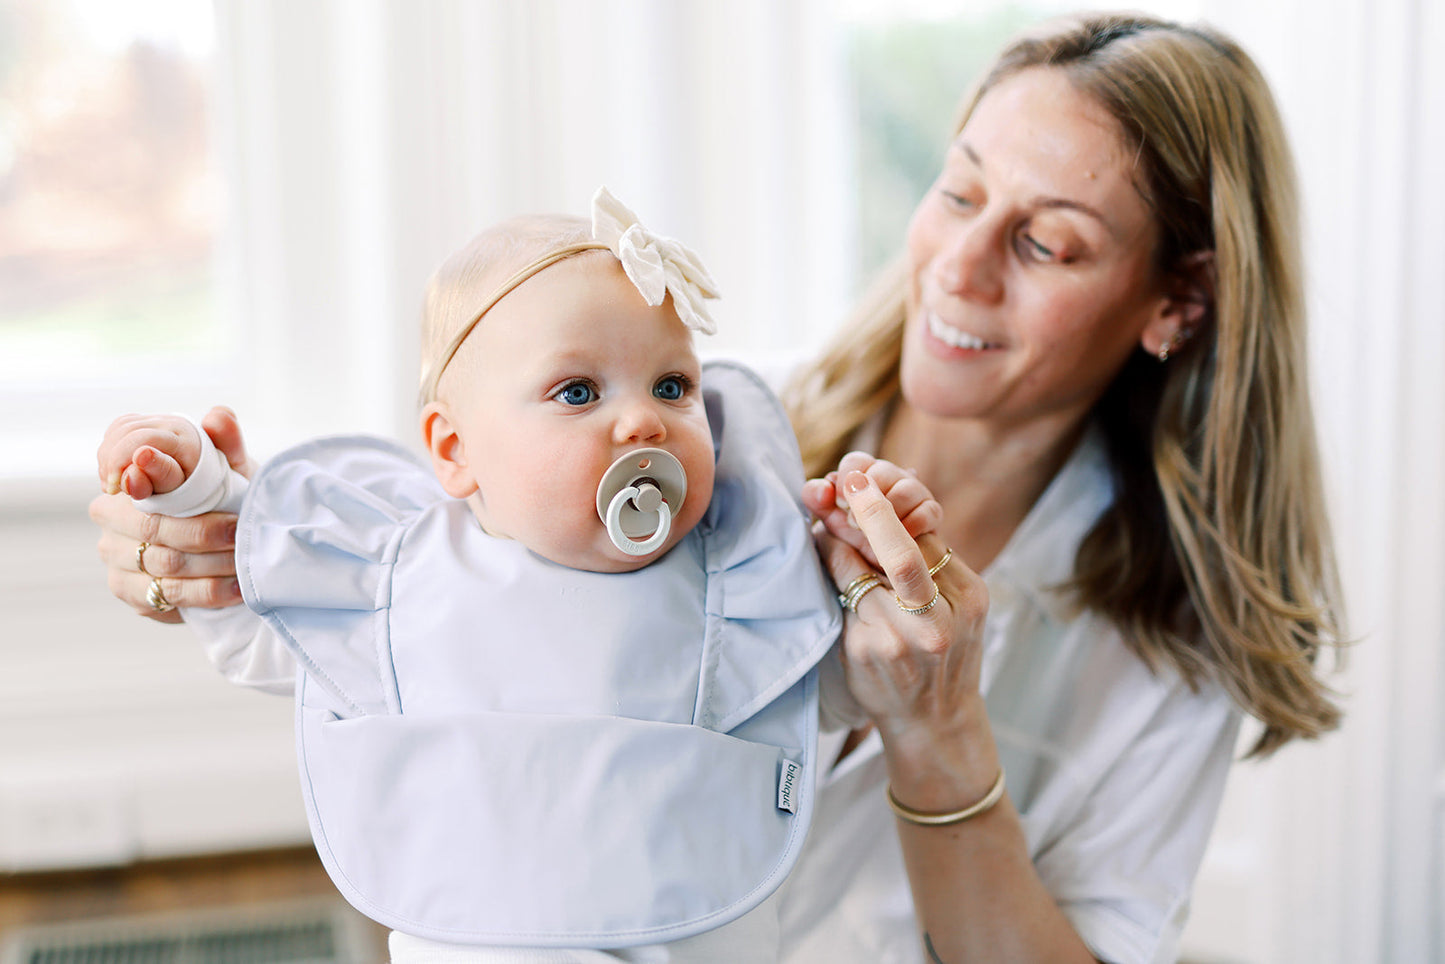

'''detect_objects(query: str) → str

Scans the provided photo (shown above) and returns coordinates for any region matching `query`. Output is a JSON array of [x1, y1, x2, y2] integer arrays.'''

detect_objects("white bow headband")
[[422, 187, 720, 402]]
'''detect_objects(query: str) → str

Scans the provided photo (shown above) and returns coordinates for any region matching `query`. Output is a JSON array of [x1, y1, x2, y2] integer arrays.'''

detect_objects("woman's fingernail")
[[844, 470, 870, 494], [224, 521, 238, 544], [226, 578, 241, 600]]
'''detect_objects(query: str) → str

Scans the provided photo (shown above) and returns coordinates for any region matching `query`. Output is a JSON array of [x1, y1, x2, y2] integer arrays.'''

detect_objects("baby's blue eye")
[[654, 376, 687, 401], [557, 381, 597, 406]]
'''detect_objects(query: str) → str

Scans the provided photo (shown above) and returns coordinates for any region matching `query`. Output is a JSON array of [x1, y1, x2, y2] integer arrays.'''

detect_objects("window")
[[838, 0, 1204, 283], [0, 0, 230, 481]]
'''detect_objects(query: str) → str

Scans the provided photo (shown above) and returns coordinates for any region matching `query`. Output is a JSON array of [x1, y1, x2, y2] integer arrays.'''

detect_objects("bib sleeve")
[[235, 436, 448, 718], [694, 361, 844, 733]]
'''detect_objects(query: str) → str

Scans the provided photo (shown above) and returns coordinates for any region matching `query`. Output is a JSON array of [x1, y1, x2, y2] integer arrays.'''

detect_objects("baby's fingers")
[[875, 474, 941, 538], [120, 449, 178, 501], [805, 477, 881, 566]]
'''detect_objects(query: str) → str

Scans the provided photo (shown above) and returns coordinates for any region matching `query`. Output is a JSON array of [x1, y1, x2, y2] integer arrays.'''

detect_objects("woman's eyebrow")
[[956, 139, 1117, 236]]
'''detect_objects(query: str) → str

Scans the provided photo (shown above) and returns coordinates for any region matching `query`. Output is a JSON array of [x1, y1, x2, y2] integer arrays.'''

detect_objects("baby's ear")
[[420, 402, 479, 498]]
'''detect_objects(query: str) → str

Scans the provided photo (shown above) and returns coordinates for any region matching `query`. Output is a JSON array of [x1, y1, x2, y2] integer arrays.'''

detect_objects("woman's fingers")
[[107, 569, 241, 618], [814, 519, 895, 625], [201, 405, 257, 479], [97, 527, 238, 580], [840, 470, 936, 608], [88, 492, 238, 553]]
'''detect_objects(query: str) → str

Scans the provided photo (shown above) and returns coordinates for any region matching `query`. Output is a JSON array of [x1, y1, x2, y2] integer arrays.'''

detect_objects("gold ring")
[[838, 574, 884, 614], [146, 577, 175, 613], [895, 584, 941, 616], [838, 573, 877, 600], [927, 547, 953, 576], [136, 541, 151, 576]]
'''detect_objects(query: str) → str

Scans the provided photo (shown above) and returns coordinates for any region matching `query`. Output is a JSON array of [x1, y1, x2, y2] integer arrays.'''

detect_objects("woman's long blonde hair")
[[785, 13, 1342, 756]]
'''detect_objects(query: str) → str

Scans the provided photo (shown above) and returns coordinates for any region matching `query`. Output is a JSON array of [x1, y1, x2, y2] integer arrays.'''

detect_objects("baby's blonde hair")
[[419, 214, 596, 403]]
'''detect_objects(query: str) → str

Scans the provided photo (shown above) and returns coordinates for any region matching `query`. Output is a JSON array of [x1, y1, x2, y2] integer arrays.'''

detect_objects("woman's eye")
[[653, 375, 689, 401], [940, 189, 975, 209], [556, 381, 598, 406], [1021, 233, 1055, 260]]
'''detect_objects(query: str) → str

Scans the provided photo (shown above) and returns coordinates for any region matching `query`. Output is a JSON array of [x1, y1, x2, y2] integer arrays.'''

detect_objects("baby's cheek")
[[531, 461, 608, 535]]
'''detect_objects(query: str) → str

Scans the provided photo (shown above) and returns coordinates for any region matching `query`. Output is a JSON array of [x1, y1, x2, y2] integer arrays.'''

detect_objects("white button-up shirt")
[[773, 425, 1240, 964]]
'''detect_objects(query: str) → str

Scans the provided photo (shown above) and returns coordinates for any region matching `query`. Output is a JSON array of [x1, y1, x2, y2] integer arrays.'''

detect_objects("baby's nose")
[[613, 403, 667, 444]]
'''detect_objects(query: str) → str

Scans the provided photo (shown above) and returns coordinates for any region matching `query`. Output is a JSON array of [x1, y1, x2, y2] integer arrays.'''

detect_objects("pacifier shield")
[[595, 448, 687, 539]]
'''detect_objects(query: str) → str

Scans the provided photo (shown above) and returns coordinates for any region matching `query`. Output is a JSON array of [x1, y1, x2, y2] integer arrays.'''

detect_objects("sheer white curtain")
[[214, 0, 851, 459], [1181, 1, 1445, 960]]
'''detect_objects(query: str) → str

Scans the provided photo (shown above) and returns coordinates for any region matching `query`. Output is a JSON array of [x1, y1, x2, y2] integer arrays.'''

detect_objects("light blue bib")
[[235, 361, 842, 947]]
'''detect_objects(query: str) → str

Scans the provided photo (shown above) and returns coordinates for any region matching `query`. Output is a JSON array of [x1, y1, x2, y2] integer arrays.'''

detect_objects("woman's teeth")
[[927, 312, 992, 350]]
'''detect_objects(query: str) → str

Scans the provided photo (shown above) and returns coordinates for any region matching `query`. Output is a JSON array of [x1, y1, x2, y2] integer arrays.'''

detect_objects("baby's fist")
[[98, 415, 202, 500]]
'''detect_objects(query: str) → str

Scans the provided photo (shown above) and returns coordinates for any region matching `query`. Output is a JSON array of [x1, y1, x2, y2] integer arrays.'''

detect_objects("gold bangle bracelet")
[[886, 769, 1006, 826]]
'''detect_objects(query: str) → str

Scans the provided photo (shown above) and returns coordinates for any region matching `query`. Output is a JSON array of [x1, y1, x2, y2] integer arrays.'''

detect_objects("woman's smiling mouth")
[[925, 310, 998, 351]]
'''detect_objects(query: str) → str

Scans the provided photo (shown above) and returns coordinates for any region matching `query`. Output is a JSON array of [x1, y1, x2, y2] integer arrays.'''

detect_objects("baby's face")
[[438, 254, 715, 573]]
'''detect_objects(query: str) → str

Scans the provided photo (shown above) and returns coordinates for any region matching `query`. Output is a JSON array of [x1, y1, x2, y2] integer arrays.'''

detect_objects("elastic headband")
[[420, 187, 720, 403]]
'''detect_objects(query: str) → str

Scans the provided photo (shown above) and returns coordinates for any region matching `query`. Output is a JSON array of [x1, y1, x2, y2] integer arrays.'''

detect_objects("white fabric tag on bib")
[[777, 759, 802, 813]]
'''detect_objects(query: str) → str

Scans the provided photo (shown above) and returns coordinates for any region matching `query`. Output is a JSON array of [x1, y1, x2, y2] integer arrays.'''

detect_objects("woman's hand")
[[808, 462, 1101, 962], [90, 406, 255, 621], [803, 456, 994, 804], [802, 451, 942, 569]]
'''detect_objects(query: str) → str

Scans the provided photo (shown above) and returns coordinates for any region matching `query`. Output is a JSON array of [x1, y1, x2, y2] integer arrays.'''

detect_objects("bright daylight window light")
[[839, 0, 1200, 285], [0, 0, 224, 387]]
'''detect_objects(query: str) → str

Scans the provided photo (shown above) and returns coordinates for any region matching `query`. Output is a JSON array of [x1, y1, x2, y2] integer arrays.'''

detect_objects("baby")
[[103, 189, 927, 962]]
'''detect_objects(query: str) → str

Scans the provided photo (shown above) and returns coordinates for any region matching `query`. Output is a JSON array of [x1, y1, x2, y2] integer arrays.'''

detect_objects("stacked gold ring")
[[837, 573, 884, 614]]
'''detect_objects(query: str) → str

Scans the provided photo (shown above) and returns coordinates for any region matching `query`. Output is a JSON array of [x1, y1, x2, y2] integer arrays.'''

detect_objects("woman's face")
[[901, 66, 1174, 432]]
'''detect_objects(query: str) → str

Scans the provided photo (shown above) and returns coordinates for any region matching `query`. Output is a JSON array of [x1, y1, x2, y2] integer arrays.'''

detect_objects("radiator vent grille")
[[0, 900, 375, 964]]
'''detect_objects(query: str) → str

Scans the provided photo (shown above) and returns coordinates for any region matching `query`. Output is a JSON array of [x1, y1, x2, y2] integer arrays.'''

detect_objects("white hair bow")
[[591, 186, 720, 335]]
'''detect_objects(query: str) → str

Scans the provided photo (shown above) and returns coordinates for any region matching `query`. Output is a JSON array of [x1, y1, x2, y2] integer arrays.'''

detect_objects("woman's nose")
[[612, 401, 667, 445], [934, 218, 1004, 304]]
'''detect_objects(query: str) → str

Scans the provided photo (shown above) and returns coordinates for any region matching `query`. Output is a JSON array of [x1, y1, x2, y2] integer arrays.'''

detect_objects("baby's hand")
[[98, 415, 203, 500], [801, 451, 942, 568]]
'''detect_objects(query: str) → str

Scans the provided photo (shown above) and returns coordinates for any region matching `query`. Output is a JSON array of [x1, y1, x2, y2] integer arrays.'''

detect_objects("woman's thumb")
[[200, 406, 256, 479]]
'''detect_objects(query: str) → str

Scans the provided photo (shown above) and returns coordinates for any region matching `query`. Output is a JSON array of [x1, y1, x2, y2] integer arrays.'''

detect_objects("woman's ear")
[[1140, 250, 1216, 359], [420, 401, 480, 498]]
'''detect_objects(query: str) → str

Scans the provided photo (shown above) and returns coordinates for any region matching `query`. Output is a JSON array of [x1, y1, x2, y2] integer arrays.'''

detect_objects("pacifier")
[[595, 448, 688, 556]]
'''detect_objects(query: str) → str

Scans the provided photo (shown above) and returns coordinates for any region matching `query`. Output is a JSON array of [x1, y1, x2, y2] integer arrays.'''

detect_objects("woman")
[[91, 13, 1342, 963]]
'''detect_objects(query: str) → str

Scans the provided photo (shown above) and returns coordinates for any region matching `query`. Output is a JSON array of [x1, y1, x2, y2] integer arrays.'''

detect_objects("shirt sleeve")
[[1034, 677, 1242, 964], [180, 604, 297, 695]]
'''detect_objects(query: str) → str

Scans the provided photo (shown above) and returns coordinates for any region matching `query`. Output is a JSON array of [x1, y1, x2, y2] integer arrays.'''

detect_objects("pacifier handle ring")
[[605, 484, 672, 556]]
